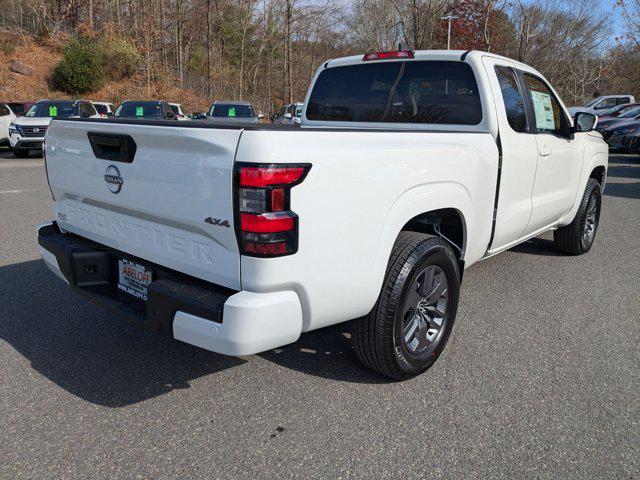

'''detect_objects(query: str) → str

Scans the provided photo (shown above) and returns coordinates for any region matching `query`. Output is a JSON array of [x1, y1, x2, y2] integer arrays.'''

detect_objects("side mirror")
[[257, 113, 265, 120], [107, 112, 114, 117], [574, 112, 597, 132], [284, 113, 292, 119]]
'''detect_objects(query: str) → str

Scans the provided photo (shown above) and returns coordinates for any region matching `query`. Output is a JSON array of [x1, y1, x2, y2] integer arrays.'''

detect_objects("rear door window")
[[494, 66, 527, 133], [306, 60, 483, 125], [0, 103, 10, 116]]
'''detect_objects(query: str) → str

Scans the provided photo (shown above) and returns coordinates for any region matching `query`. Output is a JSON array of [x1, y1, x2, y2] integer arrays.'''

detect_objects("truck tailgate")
[[44, 120, 241, 290]]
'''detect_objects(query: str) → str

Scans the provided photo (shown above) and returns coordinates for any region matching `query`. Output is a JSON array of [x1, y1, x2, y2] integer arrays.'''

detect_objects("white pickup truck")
[[38, 50, 608, 380]]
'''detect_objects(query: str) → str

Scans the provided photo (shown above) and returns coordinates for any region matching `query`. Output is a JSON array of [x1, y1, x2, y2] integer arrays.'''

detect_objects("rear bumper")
[[37, 222, 302, 356]]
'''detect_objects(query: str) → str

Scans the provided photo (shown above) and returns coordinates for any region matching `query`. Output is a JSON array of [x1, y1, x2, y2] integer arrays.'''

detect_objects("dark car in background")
[[596, 105, 640, 132], [115, 100, 177, 119], [598, 117, 640, 150], [208, 101, 262, 123], [597, 103, 640, 120], [595, 105, 640, 149], [626, 134, 640, 153]]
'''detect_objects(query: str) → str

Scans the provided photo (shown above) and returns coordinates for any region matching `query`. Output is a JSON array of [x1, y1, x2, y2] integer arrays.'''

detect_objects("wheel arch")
[[589, 165, 606, 190], [373, 183, 474, 296], [402, 207, 465, 252]]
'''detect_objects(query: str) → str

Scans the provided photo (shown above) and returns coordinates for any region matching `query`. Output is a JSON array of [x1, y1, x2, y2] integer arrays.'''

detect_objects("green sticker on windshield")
[[136, 106, 144, 116], [49, 106, 58, 117], [228, 107, 236, 117]]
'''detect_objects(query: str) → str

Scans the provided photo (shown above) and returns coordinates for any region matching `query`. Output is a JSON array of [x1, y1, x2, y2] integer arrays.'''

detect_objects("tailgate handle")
[[87, 132, 137, 163]]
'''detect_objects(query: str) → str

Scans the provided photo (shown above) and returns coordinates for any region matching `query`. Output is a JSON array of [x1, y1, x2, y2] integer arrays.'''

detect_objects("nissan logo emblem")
[[33, 128, 40, 133], [104, 165, 123, 194]]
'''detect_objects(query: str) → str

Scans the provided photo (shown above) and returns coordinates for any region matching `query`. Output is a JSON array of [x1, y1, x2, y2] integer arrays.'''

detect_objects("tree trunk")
[[206, 0, 211, 96], [285, 0, 293, 104]]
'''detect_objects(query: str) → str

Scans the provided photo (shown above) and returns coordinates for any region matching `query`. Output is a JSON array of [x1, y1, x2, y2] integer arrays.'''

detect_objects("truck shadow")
[[0, 260, 385, 407], [259, 325, 387, 384], [0, 260, 245, 408], [509, 237, 564, 257]]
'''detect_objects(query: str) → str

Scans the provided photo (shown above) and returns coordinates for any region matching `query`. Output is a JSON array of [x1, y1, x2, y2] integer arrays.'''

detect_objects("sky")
[[605, 0, 626, 40]]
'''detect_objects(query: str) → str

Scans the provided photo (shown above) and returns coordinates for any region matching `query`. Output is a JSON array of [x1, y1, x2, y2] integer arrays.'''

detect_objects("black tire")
[[352, 232, 460, 380], [554, 178, 602, 255], [12, 148, 30, 158]]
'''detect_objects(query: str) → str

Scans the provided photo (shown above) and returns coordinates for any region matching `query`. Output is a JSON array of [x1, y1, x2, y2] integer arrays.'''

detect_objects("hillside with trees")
[[1, 0, 640, 114]]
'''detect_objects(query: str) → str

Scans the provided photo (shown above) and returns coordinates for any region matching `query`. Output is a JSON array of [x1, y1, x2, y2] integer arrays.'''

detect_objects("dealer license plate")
[[118, 259, 153, 301]]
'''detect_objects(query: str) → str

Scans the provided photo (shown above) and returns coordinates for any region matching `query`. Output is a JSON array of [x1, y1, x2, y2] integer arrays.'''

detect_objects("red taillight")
[[363, 50, 414, 61], [239, 166, 307, 187], [235, 163, 310, 257], [241, 213, 294, 233]]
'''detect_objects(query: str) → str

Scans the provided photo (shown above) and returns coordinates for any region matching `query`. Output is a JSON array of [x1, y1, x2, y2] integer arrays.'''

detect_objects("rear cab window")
[[306, 60, 483, 126]]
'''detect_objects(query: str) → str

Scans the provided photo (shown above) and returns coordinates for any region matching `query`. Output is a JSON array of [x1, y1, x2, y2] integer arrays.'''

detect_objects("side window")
[[0, 104, 9, 116], [616, 97, 631, 105], [523, 74, 568, 136], [495, 66, 527, 133]]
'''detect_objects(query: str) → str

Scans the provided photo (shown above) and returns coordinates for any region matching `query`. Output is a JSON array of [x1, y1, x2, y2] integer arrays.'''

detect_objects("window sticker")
[[136, 106, 144, 116], [49, 105, 58, 117], [531, 90, 555, 130], [228, 107, 236, 117]]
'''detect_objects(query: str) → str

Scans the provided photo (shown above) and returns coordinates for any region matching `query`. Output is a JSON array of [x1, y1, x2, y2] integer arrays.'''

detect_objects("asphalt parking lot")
[[0, 148, 638, 479]]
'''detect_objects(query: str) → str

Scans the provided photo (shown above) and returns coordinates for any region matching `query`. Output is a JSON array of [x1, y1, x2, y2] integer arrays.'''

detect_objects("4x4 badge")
[[205, 217, 230, 228]]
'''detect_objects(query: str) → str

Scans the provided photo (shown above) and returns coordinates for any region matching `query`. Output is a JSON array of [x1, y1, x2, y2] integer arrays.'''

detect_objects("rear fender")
[[369, 181, 473, 305]]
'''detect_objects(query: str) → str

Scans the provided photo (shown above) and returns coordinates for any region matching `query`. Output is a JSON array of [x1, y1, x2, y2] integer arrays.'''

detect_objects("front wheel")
[[352, 232, 460, 380], [554, 178, 602, 255]]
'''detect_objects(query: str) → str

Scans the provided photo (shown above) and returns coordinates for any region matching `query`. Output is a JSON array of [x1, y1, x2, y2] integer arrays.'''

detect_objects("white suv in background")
[[169, 103, 189, 120], [92, 101, 116, 117], [9, 99, 99, 158], [568, 95, 635, 116], [0, 102, 17, 147]]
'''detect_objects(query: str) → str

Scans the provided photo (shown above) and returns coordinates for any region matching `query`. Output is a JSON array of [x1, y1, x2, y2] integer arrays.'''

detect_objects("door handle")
[[539, 145, 552, 157], [87, 132, 137, 163]]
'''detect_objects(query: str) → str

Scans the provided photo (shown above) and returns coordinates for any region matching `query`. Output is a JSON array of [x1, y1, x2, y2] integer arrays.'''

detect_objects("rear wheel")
[[12, 148, 30, 158], [352, 232, 460, 380], [554, 178, 602, 255]]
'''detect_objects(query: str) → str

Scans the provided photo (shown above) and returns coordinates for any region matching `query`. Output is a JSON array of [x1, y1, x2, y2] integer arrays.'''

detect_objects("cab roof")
[[325, 49, 538, 75]]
